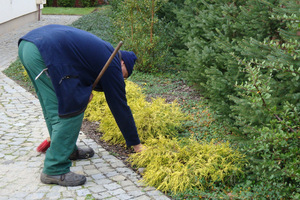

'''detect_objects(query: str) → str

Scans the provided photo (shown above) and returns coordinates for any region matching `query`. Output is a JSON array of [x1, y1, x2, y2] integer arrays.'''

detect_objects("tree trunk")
[[75, 0, 80, 7], [150, 0, 154, 44], [53, 0, 58, 7]]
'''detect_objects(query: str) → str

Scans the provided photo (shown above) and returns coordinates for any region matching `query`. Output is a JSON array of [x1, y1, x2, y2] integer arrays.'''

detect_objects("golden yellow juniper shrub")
[[84, 80, 188, 145], [129, 136, 245, 194], [84, 80, 245, 194]]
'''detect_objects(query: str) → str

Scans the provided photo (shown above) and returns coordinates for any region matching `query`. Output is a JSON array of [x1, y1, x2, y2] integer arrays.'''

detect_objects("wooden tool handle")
[[92, 41, 124, 90]]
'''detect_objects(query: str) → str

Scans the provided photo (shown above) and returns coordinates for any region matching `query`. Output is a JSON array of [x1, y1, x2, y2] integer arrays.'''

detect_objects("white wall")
[[0, 0, 46, 35], [0, 0, 40, 24]]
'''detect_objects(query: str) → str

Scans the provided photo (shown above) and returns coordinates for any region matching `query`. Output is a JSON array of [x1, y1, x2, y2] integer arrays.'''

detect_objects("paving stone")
[[92, 192, 112, 199], [111, 174, 127, 182], [104, 182, 122, 190], [154, 195, 171, 200], [107, 197, 120, 200], [45, 192, 61, 199], [83, 164, 96, 170], [127, 190, 145, 197], [133, 195, 152, 200], [94, 178, 113, 185], [76, 188, 91, 196], [124, 185, 141, 192], [84, 169, 99, 175], [25, 193, 45, 200], [120, 180, 135, 187], [74, 160, 91, 166], [91, 173, 106, 180], [106, 171, 120, 177], [108, 188, 126, 196], [117, 193, 134, 200], [88, 185, 107, 193]]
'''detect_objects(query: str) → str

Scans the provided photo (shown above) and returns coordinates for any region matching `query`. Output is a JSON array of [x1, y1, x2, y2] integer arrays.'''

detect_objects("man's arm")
[[99, 65, 141, 148]]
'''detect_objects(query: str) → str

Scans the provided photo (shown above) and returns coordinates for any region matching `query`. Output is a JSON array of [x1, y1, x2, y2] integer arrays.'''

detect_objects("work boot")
[[69, 146, 94, 160], [40, 172, 86, 186]]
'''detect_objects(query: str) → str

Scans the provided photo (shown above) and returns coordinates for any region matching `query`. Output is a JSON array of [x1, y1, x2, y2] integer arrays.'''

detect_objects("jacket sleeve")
[[99, 65, 140, 147]]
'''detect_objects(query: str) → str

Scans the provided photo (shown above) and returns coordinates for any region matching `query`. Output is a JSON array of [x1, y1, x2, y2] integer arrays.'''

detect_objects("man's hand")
[[133, 144, 146, 153]]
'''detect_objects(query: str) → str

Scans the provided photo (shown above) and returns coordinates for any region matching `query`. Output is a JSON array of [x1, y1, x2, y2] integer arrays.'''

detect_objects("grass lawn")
[[42, 6, 99, 15]]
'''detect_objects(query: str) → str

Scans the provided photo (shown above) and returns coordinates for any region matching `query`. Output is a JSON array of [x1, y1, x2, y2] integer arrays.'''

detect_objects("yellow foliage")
[[129, 136, 245, 194], [22, 66, 30, 82], [84, 80, 245, 194], [84, 91, 107, 122], [84, 80, 188, 145], [84, 80, 146, 122]]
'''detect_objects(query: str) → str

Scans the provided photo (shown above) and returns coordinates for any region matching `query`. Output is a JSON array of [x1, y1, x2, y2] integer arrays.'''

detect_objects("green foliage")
[[245, 126, 300, 197], [59, 0, 74, 7], [84, 194, 95, 200], [111, 0, 172, 72], [84, 81, 188, 145], [231, 1, 300, 128], [156, 0, 186, 63], [169, 0, 300, 198], [172, 179, 299, 200], [71, 7, 117, 45], [78, 0, 97, 7], [129, 136, 245, 194], [175, 0, 282, 120], [228, 2, 300, 196]]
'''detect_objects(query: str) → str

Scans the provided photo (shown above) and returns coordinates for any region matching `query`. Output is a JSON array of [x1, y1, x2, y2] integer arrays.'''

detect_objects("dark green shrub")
[[108, 0, 118, 10], [71, 7, 116, 44], [172, 0, 299, 198], [156, 0, 186, 62], [45, 0, 55, 6], [230, 1, 300, 197], [175, 0, 282, 121], [78, 0, 97, 7], [228, 0, 300, 133], [244, 126, 300, 198], [58, 0, 74, 7], [111, 0, 173, 73]]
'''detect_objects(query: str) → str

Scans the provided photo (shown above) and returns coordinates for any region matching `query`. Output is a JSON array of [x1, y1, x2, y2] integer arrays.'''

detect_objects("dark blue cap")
[[120, 50, 137, 77]]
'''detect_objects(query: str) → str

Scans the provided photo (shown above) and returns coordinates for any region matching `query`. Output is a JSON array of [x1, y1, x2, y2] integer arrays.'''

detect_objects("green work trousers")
[[18, 40, 84, 175]]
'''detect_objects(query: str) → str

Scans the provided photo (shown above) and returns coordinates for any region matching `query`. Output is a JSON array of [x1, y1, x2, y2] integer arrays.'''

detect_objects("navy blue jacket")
[[19, 24, 140, 146]]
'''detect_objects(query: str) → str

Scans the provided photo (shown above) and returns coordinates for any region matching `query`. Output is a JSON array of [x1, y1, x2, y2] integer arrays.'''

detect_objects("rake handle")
[[92, 41, 124, 90]]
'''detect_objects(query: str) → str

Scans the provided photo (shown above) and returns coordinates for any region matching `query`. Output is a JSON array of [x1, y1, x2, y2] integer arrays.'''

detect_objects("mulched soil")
[[81, 119, 134, 168]]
